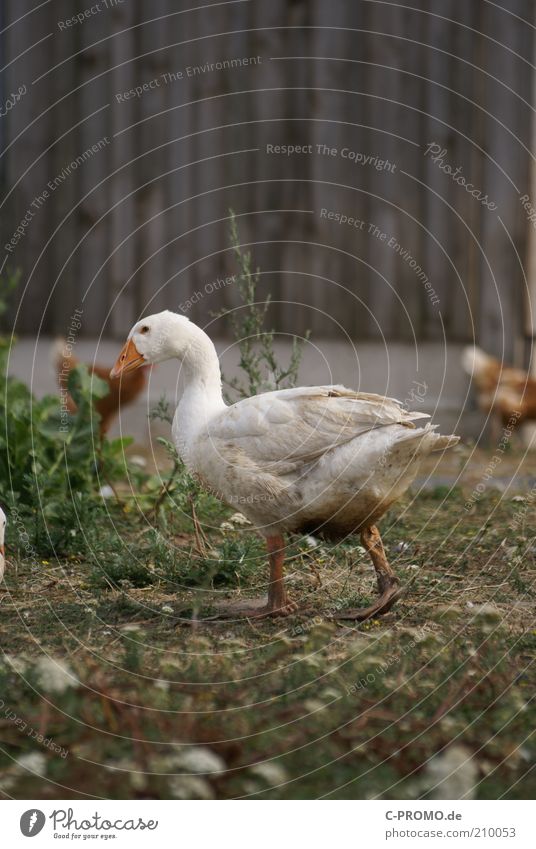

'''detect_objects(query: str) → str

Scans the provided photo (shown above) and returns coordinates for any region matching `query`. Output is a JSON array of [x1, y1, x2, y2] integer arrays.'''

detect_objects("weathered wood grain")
[[1, 0, 533, 356]]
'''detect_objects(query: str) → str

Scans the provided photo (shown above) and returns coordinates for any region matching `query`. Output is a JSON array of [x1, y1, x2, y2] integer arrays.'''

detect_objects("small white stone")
[[16, 752, 47, 776], [228, 512, 251, 526], [0, 774, 15, 792], [169, 775, 214, 799], [425, 745, 478, 799], [130, 771, 147, 791], [130, 455, 147, 468], [241, 779, 262, 794], [3, 654, 27, 674], [304, 698, 325, 712], [320, 687, 341, 700], [175, 747, 225, 774], [35, 656, 77, 695], [250, 762, 288, 786], [99, 485, 114, 499], [474, 604, 502, 623]]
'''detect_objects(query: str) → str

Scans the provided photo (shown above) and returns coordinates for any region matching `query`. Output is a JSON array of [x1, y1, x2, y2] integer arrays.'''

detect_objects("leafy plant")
[[0, 267, 20, 318], [195, 534, 264, 587], [148, 398, 192, 516], [149, 395, 174, 425], [0, 267, 21, 374], [88, 534, 155, 589], [217, 210, 309, 398], [3, 366, 99, 510], [1, 364, 139, 553], [0, 274, 151, 554]]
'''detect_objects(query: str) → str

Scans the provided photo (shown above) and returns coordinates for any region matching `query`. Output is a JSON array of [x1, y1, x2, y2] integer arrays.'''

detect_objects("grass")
[[1, 472, 535, 800]]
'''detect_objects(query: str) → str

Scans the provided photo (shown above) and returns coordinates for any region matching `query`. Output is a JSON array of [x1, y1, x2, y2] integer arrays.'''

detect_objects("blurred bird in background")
[[51, 338, 149, 436], [462, 346, 536, 435]]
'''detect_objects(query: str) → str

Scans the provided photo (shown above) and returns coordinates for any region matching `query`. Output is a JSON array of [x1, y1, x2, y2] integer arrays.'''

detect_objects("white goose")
[[0, 507, 6, 581], [111, 312, 458, 620]]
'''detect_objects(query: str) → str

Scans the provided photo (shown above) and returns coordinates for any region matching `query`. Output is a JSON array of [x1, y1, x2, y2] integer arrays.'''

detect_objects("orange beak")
[[110, 338, 146, 379]]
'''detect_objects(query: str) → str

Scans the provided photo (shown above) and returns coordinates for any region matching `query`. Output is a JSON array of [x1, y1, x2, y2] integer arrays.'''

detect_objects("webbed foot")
[[331, 578, 403, 621], [210, 595, 299, 620]]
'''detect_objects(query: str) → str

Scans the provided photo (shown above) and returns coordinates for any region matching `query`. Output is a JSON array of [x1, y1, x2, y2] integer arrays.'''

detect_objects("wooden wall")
[[1, 0, 534, 360]]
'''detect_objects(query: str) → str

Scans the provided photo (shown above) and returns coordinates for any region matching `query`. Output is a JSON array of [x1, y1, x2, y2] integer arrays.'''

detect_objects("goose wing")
[[209, 385, 428, 474]]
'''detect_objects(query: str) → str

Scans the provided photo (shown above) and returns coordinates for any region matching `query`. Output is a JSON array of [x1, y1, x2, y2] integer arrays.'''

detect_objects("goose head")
[[110, 311, 221, 388], [0, 507, 6, 580], [110, 311, 186, 376]]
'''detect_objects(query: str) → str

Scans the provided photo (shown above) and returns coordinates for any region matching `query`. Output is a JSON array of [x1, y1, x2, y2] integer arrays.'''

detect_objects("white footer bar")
[[3, 799, 533, 848]]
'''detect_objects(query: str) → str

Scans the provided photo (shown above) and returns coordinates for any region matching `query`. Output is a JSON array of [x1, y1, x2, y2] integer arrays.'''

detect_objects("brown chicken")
[[462, 346, 536, 429], [52, 338, 149, 435]]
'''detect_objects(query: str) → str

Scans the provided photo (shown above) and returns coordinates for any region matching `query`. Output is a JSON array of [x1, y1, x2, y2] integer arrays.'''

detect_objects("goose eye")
[[140, 325, 150, 335]]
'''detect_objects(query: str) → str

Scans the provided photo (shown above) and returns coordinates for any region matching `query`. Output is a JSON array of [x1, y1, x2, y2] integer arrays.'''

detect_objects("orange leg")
[[211, 534, 298, 619], [265, 535, 297, 614], [333, 525, 403, 621]]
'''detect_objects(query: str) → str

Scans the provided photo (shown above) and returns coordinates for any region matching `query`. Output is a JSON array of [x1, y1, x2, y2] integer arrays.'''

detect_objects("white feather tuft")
[[461, 346, 493, 377]]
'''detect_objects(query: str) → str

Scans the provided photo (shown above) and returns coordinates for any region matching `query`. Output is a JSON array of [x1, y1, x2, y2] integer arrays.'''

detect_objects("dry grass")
[[1, 453, 535, 800]]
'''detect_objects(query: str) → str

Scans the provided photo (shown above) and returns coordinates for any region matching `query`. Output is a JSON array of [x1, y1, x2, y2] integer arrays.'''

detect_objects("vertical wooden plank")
[[447, 0, 485, 342], [3, 0, 54, 334], [108, 0, 138, 336], [389, 5, 425, 342], [364, 0, 406, 341], [245, 0, 294, 333], [162, 1, 204, 319], [76, 3, 114, 336], [213, 0, 256, 323], [190, 1, 228, 324], [273, 0, 316, 340], [307, 0, 368, 338], [422, 0, 457, 340], [49, 0, 82, 331], [479, 0, 532, 362], [135, 2, 172, 318], [2, 0, 533, 351]]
